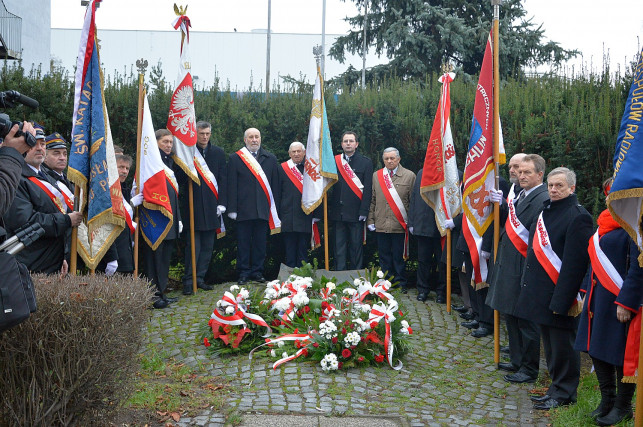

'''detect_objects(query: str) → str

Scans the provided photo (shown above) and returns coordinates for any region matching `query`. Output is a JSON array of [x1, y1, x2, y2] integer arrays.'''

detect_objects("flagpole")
[[446, 229, 452, 313], [70, 188, 80, 275], [491, 0, 502, 366], [189, 181, 198, 294], [133, 59, 147, 278]]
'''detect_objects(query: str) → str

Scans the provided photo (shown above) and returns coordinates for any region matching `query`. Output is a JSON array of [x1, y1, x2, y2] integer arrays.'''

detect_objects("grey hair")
[[523, 154, 546, 174], [244, 128, 260, 139], [382, 147, 400, 158], [196, 121, 212, 131], [547, 167, 576, 187], [289, 141, 305, 152]]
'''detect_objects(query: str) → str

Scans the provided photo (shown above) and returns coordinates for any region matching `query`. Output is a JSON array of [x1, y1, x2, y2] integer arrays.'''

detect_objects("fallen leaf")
[[170, 412, 180, 422]]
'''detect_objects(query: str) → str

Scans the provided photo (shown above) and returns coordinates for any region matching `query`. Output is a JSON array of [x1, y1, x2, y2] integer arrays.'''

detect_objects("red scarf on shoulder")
[[597, 209, 621, 236]]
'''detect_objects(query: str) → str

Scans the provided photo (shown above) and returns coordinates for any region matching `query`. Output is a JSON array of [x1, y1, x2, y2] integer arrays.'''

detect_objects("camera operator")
[[0, 122, 35, 216], [2, 131, 83, 274]]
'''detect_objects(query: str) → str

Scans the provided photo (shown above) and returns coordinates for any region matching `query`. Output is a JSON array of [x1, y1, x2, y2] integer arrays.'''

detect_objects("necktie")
[[37, 170, 47, 180], [345, 155, 351, 164], [516, 190, 526, 207], [252, 151, 258, 159], [389, 169, 394, 178]]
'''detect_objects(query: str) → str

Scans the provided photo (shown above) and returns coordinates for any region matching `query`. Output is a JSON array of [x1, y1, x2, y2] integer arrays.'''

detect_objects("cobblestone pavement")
[[143, 283, 549, 426]]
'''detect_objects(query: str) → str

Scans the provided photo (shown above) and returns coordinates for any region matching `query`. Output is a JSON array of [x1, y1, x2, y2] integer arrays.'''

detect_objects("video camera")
[[0, 90, 40, 148]]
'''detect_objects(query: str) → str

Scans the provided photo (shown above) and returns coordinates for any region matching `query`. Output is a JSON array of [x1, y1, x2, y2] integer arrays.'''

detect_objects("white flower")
[[267, 279, 280, 288], [344, 331, 361, 347], [264, 288, 278, 300], [353, 278, 362, 287], [319, 320, 338, 339], [401, 320, 409, 328], [292, 292, 310, 308], [273, 297, 292, 312], [216, 300, 223, 308], [270, 349, 276, 357], [361, 303, 371, 313], [278, 340, 285, 348], [377, 270, 384, 279], [400, 327, 410, 335], [229, 284, 240, 292], [326, 282, 336, 291], [239, 288, 250, 299], [343, 288, 357, 296], [320, 353, 339, 371], [352, 318, 368, 332], [225, 306, 235, 315], [282, 352, 289, 359]]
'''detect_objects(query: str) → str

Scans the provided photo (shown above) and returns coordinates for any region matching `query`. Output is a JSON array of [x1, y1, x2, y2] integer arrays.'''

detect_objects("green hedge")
[[1, 61, 631, 281]]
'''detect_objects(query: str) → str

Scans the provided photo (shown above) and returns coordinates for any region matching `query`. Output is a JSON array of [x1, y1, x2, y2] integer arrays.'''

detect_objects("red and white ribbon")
[[505, 197, 529, 257], [367, 301, 403, 370], [211, 291, 271, 337], [377, 169, 409, 260], [335, 155, 364, 199], [238, 147, 281, 234]]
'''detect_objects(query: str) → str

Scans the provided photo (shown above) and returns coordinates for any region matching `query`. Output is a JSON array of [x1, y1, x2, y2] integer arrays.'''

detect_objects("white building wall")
[[50, 28, 386, 90], [3, 0, 51, 71]]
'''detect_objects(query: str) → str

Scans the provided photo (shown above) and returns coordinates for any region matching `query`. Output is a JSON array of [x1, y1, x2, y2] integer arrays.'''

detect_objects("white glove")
[[444, 219, 455, 230], [367, 224, 376, 232], [488, 188, 503, 204], [313, 218, 320, 223], [105, 260, 118, 276], [481, 250, 491, 260], [217, 205, 226, 215], [130, 184, 138, 198], [178, 221, 183, 234], [130, 193, 144, 208], [358, 216, 367, 222], [409, 226, 414, 235], [228, 212, 237, 220]]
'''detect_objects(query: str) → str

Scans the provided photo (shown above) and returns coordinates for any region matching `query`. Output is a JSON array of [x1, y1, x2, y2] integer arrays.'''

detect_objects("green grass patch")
[[550, 373, 635, 426]]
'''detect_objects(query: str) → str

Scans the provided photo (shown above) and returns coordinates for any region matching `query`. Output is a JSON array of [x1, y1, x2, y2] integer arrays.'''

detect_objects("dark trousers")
[[506, 314, 540, 377], [463, 254, 493, 327], [141, 238, 174, 298], [540, 323, 580, 402], [377, 232, 407, 288], [283, 232, 310, 268], [592, 356, 635, 409], [333, 221, 364, 270], [236, 219, 268, 279], [416, 235, 443, 295], [182, 229, 216, 286]]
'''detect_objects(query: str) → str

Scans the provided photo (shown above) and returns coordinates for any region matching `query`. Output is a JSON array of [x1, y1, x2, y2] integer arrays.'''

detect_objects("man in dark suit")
[[278, 142, 321, 268], [408, 167, 444, 302], [42, 132, 74, 192], [487, 154, 549, 383], [227, 128, 280, 285], [179, 121, 227, 294], [329, 131, 373, 270], [2, 132, 83, 274], [515, 167, 593, 410]]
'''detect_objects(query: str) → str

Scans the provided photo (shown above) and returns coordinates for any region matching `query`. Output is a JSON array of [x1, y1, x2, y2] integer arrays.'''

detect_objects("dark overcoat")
[[408, 168, 441, 238], [486, 184, 549, 314], [574, 228, 643, 366], [514, 194, 593, 329], [227, 147, 280, 222], [177, 144, 227, 231], [277, 161, 320, 233], [328, 151, 373, 222], [2, 163, 71, 273]]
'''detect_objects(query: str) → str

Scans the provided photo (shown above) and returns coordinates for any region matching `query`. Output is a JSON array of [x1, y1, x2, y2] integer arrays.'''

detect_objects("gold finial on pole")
[[174, 3, 188, 16]]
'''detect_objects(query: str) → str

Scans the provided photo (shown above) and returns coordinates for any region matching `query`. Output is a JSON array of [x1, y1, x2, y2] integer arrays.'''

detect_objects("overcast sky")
[[51, 0, 642, 73]]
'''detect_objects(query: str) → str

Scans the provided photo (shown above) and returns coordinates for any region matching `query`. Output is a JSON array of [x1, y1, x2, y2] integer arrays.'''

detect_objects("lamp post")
[[266, 0, 271, 96]]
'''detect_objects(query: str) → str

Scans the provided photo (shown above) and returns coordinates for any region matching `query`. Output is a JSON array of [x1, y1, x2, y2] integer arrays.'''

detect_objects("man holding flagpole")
[[227, 128, 280, 286], [367, 148, 415, 291], [329, 131, 373, 270]]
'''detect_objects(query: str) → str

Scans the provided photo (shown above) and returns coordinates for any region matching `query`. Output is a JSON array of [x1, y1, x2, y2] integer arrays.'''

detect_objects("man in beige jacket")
[[367, 147, 416, 292]]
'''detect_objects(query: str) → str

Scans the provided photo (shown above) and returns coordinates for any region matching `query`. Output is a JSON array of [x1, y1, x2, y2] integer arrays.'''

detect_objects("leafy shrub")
[[0, 273, 153, 426]]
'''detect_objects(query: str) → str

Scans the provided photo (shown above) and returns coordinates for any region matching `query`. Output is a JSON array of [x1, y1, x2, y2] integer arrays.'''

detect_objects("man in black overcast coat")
[[328, 131, 373, 270], [227, 127, 280, 285], [178, 121, 227, 294]]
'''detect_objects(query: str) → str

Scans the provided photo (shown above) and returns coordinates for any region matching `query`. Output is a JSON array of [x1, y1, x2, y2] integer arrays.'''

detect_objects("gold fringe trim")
[[622, 375, 637, 384], [216, 231, 226, 239], [606, 189, 643, 267], [139, 206, 173, 251], [567, 303, 582, 317], [475, 281, 489, 291], [87, 208, 125, 238], [301, 178, 337, 215], [76, 223, 123, 270], [172, 154, 200, 183], [270, 226, 281, 236]]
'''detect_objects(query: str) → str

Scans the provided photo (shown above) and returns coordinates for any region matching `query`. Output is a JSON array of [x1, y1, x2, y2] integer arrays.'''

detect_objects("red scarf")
[[597, 209, 621, 236]]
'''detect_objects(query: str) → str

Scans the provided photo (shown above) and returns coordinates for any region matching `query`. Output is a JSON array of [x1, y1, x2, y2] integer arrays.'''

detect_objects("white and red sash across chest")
[[28, 174, 74, 214], [505, 192, 529, 257], [335, 154, 367, 245], [281, 159, 320, 249], [236, 147, 281, 234], [375, 168, 410, 260]]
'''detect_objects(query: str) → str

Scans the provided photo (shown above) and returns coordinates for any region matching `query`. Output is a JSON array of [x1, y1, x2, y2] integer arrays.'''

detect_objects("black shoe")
[[238, 277, 248, 286], [460, 311, 475, 321], [500, 345, 510, 354], [533, 397, 571, 410], [182, 285, 194, 295], [498, 362, 518, 372], [436, 295, 446, 304], [471, 327, 491, 338], [504, 372, 537, 384], [197, 283, 213, 291], [530, 394, 550, 403], [165, 296, 179, 304], [596, 407, 633, 426], [590, 397, 615, 420], [250, 275, 266, 283], [153, 299, 169, 309], [452, 304, 468, 313], [461, 320, 479, 329], [417, 293, 428, 302]]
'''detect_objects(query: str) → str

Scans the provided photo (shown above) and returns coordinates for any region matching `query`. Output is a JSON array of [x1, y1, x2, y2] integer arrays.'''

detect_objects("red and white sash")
[[533, 212, 582, 310], [237, 147, 281, 234], [28, 176, 72, 213], [281, 160, 321, 249], [377, 168, 409, 260], [335, 154, 363, 199], [164, 165, 179, 195], [506, 197, 529, 257], [194, 152, 226, 238]]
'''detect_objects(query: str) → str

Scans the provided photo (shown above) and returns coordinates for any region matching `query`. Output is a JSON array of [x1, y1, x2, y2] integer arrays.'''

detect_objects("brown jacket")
[[367, 165, 416, 233]]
